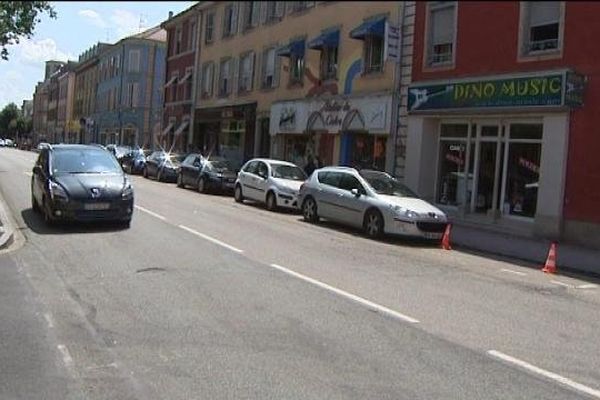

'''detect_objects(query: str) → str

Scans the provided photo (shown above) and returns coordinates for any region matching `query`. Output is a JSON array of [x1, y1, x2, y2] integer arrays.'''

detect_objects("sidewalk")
[[451, 223, 600, 277]]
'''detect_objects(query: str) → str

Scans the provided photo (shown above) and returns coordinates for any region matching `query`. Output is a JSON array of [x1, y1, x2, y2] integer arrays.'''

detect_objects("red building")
[[160, 5, 201, 152], [404, 1, 599, 248]]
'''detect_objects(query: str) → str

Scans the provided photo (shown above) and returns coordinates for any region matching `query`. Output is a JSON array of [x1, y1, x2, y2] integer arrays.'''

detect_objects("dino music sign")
[[407, 70, 585, 112]]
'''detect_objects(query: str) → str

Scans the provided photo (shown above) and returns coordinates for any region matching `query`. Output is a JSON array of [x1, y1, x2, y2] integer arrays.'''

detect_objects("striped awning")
[[350, 17, 386, 40]]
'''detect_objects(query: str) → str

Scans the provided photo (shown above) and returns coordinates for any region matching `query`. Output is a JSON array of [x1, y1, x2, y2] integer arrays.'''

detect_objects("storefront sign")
[[408, 70, 586, 112]]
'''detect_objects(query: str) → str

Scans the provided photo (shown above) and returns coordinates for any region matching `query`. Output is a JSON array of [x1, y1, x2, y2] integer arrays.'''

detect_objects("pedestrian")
[[304, 155, 316, 176]]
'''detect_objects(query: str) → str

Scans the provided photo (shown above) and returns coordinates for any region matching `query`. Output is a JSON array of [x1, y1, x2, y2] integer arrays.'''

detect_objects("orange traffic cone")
[[441, 223, 452, 250], [541, 242, 558, 274]]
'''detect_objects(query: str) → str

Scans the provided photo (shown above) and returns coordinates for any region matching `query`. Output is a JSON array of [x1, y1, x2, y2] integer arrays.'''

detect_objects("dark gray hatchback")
[[31, 144, 134, 227]]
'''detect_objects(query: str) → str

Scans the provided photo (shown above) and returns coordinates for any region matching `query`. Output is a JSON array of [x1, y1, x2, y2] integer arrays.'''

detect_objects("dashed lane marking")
[[178, 224, 243, 253], [57, 344, 73, 367], [134, 205, 166, 221], [269, 263, 420, 324], [488, 350, 600, 399], [550, 280, 572, 288], [500, 268, 527, 276], [44, 313, 54, 328]]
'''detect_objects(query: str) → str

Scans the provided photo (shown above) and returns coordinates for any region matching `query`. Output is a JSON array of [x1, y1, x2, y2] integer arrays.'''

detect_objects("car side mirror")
[[32, 165, 41, 175], [351, 188, 361, 197]]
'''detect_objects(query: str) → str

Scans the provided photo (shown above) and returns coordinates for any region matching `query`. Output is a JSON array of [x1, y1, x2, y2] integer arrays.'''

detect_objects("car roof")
[[316, 166, 359, 173], [247, 158, 297, 166], [49, 144, 108, 151]]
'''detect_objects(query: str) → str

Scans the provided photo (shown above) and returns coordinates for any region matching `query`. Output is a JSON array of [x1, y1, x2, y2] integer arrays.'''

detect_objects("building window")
[[169, 73, 178, 102], [223, 4, 237, 38], [115, 55, 120, 76], [364, 35, 384, 74], [262, 47, 278, 89], [426, 2, 456, 66], [189, 20, 197, 50], [205, 12, 215, 43], [176, 27, 182, 54], [124, 82, 140, 107], [292, 1, 315, 13], [128, 50, 140, 73], [522, 2, 562, 54], [321, 45, 338, 80], [266, 2, 284, 23], [201, 62, 214, 98], [243, 1, 260, 30], [219, 58, 232, 96], [239, 52, 255, 92]]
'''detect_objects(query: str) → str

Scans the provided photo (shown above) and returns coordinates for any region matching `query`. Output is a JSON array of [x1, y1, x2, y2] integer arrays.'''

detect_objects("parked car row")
[[135, 150, 450, 241], [0, 138, 15, 147]]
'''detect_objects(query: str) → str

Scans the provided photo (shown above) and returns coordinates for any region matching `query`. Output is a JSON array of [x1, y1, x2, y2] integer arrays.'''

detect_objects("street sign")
[[385, 22, 400, 63]]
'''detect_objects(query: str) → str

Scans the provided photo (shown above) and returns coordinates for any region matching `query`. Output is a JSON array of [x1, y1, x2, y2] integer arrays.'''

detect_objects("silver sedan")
[[298, 167, 448, 239]]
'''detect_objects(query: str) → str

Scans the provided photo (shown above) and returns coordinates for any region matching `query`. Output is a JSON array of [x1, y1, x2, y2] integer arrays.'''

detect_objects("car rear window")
[[318, 171, 342, 187]]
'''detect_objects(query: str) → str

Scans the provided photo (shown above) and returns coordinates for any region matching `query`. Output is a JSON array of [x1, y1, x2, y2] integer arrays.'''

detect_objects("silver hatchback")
[[298, 167, 448, 239]]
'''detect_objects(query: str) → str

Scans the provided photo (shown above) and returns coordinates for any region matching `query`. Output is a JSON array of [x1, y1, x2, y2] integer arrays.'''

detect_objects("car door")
[[254, 161, 270, 202], [180, 154, 196, 185], [333, 173, 370, 227], [32, 149, 48, 205], [314, 171, 343, 220], [239, 161, 259, 200]]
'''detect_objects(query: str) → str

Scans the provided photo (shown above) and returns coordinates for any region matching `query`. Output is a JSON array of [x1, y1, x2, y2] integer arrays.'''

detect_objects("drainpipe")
[[118, 44, 126, 145], [390, 1, 407, 177], [189, 8, 202, 152]]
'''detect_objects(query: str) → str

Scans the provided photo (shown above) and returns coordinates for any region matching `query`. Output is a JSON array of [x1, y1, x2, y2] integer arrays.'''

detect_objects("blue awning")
[[276, 39, 305, 58], [307, 30, 340, 50], [349, 17, 385, 40]]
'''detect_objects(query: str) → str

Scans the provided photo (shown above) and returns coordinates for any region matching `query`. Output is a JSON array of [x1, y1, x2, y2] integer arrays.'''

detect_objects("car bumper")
[[47, 198, 134, 222], [207, 176, 236, 192], [160, 168, 179, 181], [276, 192, 299, 209], [386, 218, 447, 240]]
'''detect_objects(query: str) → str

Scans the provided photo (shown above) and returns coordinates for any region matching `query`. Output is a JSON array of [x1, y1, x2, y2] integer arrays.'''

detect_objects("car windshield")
[[165, 154, 186, 165], [115, 146, 132, 157], [361, 171, 418, 197], [206, 159, 232, 171], [51, 148, 123, 175], [271, 164, 307, 181]]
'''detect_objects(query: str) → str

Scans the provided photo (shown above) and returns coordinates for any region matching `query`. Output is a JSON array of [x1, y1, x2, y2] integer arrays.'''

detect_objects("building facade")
[[404, 1, 598, 247], [56, 62, 78, 143], [193, 1, 402, 170], [32, 81, 49, 143], [161, 5, 201, 153], [95, 26, 166, 148]]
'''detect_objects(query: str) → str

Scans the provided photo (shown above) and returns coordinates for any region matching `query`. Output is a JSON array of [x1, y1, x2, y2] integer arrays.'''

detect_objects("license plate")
[[423, 232, 441, 240], [84, 203, 110, 210]]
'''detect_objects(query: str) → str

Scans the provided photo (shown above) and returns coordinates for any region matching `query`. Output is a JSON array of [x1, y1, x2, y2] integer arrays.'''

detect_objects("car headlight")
[[277, 185, 296, 195], [390, 205, 419, 219], [122, 180, 134, 199], [49, 181, 68, 201]]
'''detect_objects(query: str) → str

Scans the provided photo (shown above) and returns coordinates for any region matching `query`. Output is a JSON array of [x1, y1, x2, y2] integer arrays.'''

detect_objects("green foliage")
[[0, 1, 57, 61], [0, 103, 23, 137]]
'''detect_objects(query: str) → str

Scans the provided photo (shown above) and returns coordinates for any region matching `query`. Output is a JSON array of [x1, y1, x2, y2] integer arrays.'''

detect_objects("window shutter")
[[529, 2, 560, 26], [123, 84, 130, 106], [132, 82, 139, 107], [231, 57, 239, 95], [273, 54, 281, 88], [232, 3, 239, 35], [260, 1, 268, 24], [255, 50, 263, 88], [431, 6, 454, 45], [208, 63, 214, 96], [276, 1, 285, 18], [251, 2, 260, 27], [285, 1, 295, 15], [222, 8, 228, 38], [250, 51, 256, 90]]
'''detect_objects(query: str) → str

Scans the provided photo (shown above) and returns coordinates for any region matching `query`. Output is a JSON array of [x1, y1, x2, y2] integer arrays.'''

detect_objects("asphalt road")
[[0, 147, 599, 400]]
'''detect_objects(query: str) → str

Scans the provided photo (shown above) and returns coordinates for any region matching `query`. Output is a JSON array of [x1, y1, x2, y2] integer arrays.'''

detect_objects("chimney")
[[168, 11, 173, 19]]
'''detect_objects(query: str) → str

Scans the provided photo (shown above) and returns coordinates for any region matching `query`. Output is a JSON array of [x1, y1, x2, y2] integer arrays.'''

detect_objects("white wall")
[[405, 116, 439, 201]]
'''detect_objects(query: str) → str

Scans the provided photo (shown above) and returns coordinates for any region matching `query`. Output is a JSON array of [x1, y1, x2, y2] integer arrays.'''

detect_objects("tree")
[[0, 103, 20, 137], [0, 2, 57, 61]]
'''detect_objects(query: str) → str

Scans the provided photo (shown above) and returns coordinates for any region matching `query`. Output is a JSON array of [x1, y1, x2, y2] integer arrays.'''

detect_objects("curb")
[[0, 192, 15, 251]]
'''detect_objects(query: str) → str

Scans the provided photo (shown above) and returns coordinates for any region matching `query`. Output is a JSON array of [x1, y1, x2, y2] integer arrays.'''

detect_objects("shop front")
[[270, 93, 393, 171], [194, 103, 256, 170], [405, 70, 585, 239]]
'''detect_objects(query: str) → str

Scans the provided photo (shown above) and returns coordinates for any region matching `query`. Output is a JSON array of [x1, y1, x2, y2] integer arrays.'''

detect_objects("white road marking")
[[44, 313, 54, 328], [500, 268, 527, 276], [488, 350, 600, 399], [134, 205, 166, 221], [550, 280, 572, 288], [23, 171, 32, 177], [57, 344, 73, 366], [576, 284, 597, 289], [178, 225, 243, 253], [269, 263, 420, 324]]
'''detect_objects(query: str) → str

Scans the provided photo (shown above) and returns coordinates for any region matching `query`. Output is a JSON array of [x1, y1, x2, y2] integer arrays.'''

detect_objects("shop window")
[[285, 136, 309, 167], [426, 2, 456, 66], [437, 124, 469, 206], [320, 46, 338, 81], [349, 134, 386, 171], [205, 11, 215, 43], [223, 4, 237, 38], [521, 2, 562, 55]]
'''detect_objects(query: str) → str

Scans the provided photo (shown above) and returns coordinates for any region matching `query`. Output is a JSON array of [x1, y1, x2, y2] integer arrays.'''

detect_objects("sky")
[[0, 1, 195, 109]]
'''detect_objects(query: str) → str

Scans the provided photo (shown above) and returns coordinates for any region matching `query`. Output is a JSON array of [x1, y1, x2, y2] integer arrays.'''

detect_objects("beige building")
[[193, 1, 409, 172], [57, 62, 78, 143]]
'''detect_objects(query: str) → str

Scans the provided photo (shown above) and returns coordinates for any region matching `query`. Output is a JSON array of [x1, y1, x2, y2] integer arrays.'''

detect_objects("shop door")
[[472, 124, 503, 214]]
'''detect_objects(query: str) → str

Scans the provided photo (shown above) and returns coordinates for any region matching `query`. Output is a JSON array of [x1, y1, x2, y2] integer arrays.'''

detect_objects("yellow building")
[[193, 1, 405, 171]]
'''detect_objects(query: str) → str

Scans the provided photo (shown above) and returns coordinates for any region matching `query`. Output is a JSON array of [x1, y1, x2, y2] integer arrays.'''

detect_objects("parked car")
[[121, 149, 151, 175], [234, 158, 307, 211], [143, 151, 186, 182], [298, 167, 448, 239], [0, 139, 4, 147], [30, 144, 134, 226], [178, 154, 237, 194]]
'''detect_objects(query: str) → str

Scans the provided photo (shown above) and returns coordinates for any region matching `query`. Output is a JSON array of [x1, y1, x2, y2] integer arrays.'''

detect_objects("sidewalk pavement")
[[451, 223, 600, 278]]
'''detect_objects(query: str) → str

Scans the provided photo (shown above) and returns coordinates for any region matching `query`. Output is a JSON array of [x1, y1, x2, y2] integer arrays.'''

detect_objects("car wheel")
[[42, 197, 54, 226], [157, 169, 163, 182], [177, 173, 184, 188], [364, 209, 383, 238], [266, 191, 277, 211], [120, 219, 131, 229], [198, 177, 207, 194], [302, 197, 319, 223], [143, 167, 148, 178], [31, 191, 40, 213], [234, 185, 244, 203]]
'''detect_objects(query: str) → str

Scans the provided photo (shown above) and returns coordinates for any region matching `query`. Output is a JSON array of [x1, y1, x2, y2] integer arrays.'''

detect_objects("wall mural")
[[303, 54, 363, 98]]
